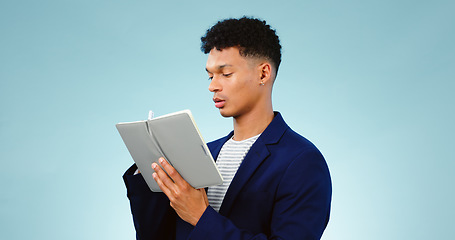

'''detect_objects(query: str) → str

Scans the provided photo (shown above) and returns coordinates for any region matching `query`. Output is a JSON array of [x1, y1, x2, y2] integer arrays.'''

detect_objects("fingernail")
[[152, 163, 157, 169], [159, 158, 164, 164]]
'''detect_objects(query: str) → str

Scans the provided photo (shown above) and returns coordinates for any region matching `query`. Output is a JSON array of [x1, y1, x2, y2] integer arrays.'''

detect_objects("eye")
[[222, 73, 233, 77]]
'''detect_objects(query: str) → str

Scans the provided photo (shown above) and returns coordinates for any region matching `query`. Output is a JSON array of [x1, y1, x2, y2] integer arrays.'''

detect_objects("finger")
[[152, 165, 175, 198], [158, 157, 187, 187], [152, 162, 174, 186], [152, 162, 175, 193], [152, 171, 170, 195]]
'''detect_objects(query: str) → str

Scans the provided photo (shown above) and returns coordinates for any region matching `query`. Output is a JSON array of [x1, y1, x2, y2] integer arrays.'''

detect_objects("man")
[[123, 17, 332, 240]]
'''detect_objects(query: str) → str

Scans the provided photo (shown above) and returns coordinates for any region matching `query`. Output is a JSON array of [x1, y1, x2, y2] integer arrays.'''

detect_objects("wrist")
[[191, 205, 209, 226]]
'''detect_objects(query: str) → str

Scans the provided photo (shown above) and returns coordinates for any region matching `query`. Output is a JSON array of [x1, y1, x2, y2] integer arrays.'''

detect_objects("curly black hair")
[[201, 17, 282, 74]]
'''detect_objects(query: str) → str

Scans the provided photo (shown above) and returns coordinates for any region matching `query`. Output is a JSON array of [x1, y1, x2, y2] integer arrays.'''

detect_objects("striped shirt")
[[207, 134, 260, 212]]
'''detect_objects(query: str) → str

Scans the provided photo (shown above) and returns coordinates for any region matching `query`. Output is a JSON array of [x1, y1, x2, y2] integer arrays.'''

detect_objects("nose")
[[208, 76, 221, 92]]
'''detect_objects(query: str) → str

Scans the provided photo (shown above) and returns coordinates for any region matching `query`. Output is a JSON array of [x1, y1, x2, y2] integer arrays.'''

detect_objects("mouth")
[[213, 97, 225, 108]]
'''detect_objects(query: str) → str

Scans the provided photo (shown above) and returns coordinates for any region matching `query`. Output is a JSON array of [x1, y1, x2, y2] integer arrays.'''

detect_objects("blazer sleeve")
[[187, 150, 332, 240], [123, 164, 176, 240]]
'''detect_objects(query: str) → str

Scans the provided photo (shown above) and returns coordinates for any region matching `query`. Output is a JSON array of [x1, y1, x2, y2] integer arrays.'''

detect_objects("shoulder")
[[269, 126, 324, 163], [264, 124, 330, 187], [278, 128, 331, 189], [284, 127, 320, 152]]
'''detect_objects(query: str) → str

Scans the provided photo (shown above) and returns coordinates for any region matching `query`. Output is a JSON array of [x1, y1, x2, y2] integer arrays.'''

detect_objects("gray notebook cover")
[[116, 110, 223, 192]]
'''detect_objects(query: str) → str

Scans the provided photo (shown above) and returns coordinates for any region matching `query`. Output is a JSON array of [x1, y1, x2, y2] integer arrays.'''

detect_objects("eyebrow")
[[206, 64, 233, 73]]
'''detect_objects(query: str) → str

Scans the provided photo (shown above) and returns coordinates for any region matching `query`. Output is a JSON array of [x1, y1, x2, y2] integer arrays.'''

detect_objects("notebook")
[[116, 110, 223, 192]]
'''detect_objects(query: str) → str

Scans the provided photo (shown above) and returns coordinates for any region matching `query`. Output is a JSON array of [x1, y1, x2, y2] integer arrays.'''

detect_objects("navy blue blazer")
[[123, 112, 332, 240]]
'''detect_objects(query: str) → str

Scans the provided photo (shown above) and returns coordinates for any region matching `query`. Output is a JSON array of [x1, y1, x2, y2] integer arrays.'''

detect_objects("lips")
[[213, 97, 225, 108]]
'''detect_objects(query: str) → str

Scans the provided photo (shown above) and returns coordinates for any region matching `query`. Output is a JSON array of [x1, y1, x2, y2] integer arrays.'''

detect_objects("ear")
[[258, 62, 273, 85]]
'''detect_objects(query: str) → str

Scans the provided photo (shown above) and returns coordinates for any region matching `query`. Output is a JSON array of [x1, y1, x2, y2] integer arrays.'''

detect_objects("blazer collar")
[[209, 112, 288, 152], [211, 112, 289, 215], [256, 111, 288, 145]]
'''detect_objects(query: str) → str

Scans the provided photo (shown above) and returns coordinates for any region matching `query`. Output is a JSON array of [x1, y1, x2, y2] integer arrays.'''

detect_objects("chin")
[[218, 108, 234, 118]]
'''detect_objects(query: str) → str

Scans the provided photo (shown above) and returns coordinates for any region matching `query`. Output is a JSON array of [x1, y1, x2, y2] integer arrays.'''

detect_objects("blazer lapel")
[[218, 139, 270, 215], [218, 112, 288, 216]]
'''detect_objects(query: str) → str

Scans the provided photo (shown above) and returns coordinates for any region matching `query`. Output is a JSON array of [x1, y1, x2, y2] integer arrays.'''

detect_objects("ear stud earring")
[[260, 82, 265, 86]]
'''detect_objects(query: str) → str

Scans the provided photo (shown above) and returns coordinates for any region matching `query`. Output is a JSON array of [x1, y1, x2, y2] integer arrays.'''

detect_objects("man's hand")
[[152, 157, 209, 226]]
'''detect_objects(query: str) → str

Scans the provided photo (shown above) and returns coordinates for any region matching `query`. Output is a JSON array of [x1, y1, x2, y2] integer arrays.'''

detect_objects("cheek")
[[235, 73, 258, 92], [225, 72, 259, 101], [233, 84, 260, 109], [231, 82, 253, 101]]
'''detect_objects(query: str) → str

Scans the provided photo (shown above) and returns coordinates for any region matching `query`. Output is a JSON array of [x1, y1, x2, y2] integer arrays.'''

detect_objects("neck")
[[232, 104, 274, 141]]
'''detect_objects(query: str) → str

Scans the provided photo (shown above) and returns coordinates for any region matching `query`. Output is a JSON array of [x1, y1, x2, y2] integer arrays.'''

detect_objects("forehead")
[[206, 47, 247, 70]]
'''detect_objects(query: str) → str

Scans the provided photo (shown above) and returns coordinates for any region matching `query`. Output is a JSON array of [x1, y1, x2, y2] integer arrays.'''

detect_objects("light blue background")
[[1, 0, 454, 239]]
